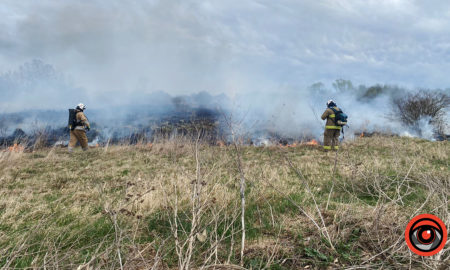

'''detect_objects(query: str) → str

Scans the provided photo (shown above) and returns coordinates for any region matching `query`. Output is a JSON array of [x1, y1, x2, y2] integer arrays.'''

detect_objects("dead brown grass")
[[0, 136, 448, 269]]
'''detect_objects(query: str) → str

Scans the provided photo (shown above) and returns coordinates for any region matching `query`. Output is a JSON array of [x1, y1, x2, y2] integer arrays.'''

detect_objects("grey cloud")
[[1, 0, 450, 110]]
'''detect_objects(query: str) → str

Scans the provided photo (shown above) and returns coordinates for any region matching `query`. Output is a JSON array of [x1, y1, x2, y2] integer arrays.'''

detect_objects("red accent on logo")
[[405, 214, 447, 256]]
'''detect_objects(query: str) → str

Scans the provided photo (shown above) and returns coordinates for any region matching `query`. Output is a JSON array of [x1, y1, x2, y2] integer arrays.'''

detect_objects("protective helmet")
[[327, 100, 336, 108], [76, 103, 86, 111]]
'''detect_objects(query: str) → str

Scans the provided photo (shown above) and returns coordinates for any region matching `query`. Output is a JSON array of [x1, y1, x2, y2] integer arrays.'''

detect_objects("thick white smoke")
[[0, 60, 447, 142], [1, 1, 449, 141]]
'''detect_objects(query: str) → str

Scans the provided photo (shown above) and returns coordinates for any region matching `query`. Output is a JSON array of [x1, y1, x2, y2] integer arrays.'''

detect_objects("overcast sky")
[[1, 0, 450, 99]]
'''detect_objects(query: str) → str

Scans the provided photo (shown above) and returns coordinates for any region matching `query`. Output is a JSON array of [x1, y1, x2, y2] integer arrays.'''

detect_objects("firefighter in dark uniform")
[[321, 100, 341, 151]]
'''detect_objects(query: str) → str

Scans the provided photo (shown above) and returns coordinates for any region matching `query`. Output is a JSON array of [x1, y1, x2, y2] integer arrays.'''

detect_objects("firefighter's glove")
[[86, 126, 90, 131]]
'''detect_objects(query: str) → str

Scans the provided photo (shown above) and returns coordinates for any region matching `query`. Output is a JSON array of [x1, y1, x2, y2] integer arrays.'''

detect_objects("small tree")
[[332, 79, 354, 92], [392, 90, 449, 136]]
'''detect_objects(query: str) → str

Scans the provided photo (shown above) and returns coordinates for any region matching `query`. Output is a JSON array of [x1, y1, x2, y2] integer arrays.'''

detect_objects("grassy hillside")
[[0, 136, 449, 269]]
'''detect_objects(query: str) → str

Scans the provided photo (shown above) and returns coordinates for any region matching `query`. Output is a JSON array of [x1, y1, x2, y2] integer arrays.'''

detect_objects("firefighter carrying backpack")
[[330, 107, 348, 126]]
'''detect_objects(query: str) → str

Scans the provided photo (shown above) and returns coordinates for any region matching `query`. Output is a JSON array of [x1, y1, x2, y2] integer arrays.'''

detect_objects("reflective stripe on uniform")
[[325, 126, 341, 130], [333, 146, 339, 150], [323, 146, 332, 150], [329, 114, 335, 118]]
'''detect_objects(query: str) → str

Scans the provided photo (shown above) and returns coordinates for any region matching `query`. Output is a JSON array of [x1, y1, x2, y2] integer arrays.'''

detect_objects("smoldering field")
[[2, 0, 450, 268], [0, 136, 449, 269], [1, 60, 450, 269], [1, 61, 449, 148]]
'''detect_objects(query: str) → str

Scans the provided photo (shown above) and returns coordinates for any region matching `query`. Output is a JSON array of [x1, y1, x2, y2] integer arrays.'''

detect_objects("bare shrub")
[[0, 117, 7, 138], [159, 132, 243, 270], [392, 90, 449, 135], [32, 128, 49, 150]]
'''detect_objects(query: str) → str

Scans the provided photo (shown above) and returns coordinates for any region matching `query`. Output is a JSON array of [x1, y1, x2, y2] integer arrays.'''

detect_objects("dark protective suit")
[[321, 106, 341, 150]]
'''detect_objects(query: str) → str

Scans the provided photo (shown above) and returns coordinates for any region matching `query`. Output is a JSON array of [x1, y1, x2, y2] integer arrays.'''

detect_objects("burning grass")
[[6, 143, 25, 153], [0, 136, 448, 269]]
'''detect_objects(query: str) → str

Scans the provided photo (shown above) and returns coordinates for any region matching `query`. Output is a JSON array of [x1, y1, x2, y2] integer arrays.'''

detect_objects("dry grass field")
[[0, 136, 449, 269]]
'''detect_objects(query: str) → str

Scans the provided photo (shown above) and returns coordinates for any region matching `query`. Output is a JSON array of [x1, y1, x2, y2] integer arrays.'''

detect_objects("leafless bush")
[[32, 128, 50, 150], [0, 117, 7, 138], [392, 90, 449, 135], [159, 132, 243, 270], [221, 112, 248, 266]]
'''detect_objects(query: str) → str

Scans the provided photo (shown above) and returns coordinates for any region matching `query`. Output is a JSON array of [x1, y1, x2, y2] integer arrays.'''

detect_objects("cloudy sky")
[[1, 0, 450, 101]]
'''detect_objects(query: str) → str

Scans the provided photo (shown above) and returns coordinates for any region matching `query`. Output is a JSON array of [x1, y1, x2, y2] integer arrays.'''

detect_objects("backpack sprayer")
[[330, 107, 349, 139], [68, 109, 76, 130]]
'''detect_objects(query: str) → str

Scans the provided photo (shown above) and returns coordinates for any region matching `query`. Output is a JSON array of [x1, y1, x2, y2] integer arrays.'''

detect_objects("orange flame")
[[306, 139, 319, 146], [360, 132, 364, 138], [279, 142, 298, 148], [7, 143, 25, 153], [216, 141, 225, 147]]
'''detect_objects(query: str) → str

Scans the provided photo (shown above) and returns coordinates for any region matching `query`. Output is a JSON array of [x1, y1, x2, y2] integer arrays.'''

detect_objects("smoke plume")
[[1, 1, 449, 142]]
